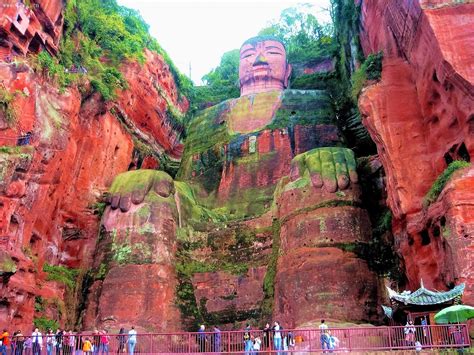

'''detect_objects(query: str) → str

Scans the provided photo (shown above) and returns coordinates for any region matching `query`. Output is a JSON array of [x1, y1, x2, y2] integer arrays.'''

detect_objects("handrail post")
[[387, 326, 392, 350], [309, 329, 313, 352], [188, 332, 192, 354], [348, 328, 352, 352]]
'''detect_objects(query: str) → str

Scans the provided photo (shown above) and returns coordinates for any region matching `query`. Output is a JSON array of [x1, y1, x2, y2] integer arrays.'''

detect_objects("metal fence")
[[5, 324, 471, 354]]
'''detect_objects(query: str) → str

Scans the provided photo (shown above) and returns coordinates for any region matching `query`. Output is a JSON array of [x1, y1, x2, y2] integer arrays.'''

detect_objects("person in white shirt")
[[319, 320, 330, 352], [127, 327, 137, 355], [31, 328, 42, 355]]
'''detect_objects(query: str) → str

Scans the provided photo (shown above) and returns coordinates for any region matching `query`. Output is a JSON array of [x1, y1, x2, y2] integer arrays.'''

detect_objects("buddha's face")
[[239, 39, 291, 96]]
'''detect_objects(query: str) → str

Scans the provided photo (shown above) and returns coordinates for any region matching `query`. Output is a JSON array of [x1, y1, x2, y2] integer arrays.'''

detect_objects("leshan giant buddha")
[[88, 36, 383, 332]]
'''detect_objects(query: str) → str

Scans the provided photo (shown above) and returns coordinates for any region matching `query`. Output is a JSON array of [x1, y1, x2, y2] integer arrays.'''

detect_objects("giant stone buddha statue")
[[93, 36, 382, 331]]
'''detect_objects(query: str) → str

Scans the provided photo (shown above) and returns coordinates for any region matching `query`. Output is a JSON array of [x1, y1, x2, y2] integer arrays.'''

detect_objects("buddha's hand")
[[107, 170, 175, 212], [290, 147, 358, 192]]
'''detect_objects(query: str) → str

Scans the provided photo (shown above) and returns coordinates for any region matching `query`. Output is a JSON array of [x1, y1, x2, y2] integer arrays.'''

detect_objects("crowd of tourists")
[[197, 319, 339, 354], [0, 327, 137, 355]]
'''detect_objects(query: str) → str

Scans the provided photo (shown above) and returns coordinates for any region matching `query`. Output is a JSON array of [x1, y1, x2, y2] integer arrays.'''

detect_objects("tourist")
[[31, 328, 42, 355], [197, 325, 206, 352], [404, 320, 416, 346], [415, 340, 422, 353], [23, 336, 32, 355], [127, 326, 137, 355], [46, 329, 55, 355], [69, 330, 77, 354], [116, 328, 126, 354], [328, 331, 339, 353], [243, 323, 252, 355], [272, 321, 282, 354], [253, 335, 261, 353], [13, 330, 25, 355], [100, 330, 110, 355], [319, 320, 330, 352], [55, 328, 63, 355], [211, 326, 221, 353], [262, 323, 271, 350], [82, 337, 92, 354], [0, 329, 9, 355]]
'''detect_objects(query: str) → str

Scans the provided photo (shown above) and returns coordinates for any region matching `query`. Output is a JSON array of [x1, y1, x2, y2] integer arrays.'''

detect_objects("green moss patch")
[[109, 169, 173, 195], [424, 161, 470, 206], [266, 89, 334, 129], [351, 52, 383, 101], [43, 264, 79, 290]]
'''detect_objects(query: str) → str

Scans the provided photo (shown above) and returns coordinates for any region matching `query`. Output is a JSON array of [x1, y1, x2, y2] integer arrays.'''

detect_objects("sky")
[[117, 0, 331, 85]]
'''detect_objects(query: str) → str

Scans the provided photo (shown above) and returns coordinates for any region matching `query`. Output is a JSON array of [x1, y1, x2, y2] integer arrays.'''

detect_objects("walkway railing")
[[8, 324, 471, 354]]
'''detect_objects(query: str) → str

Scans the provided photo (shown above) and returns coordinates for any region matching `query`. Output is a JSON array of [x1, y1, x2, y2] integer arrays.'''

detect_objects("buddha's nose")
[[253, 54, 268, 66]]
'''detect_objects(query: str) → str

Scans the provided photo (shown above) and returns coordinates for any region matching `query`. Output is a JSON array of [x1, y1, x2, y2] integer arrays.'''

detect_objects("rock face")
[[358, 0, 474, 302], [272, 148, 382, 327], [82, 171, 182, 332], [0, 11, 188, 330], [0, 0, 63, 58]]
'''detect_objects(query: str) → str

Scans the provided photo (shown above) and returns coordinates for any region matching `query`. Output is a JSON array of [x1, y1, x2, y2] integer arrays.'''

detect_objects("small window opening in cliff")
[[433, 225, 440, 238], [55, 13, 63, 26], [16, 15, 23, 24], [428, 90, 441, 106], [29, 233, 42, 256], [420, 230, 430, 246], [440, 216, 446, 227], [432, 70, 439, 83], [444, 142, 470, 165], [28, 33, 42, 54], [408, 236, 414, 246], [9, 24, 28, 44]]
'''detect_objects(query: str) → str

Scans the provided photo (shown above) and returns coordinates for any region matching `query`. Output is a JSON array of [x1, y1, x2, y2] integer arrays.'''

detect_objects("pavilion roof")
[[386, 282, 465, 306]]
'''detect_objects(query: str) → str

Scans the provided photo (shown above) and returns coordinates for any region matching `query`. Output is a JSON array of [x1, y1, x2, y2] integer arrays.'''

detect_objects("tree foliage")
[[192, 49, 240, 109], [258, 4, 335, 63], [34, 0, 190, 101]]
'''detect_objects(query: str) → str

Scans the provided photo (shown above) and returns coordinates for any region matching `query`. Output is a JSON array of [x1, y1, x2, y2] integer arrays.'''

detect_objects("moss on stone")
[[0, 254, 16, 274], [43, 264, 79, 290], [423, 160, 470, 207], [110, 169, 173, 195], [137, 205, 151, 218], [266, 89, 334, 129], [261, 219, 281, 319]]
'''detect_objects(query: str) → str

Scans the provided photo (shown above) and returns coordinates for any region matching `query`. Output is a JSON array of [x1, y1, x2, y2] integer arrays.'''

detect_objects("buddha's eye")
[[268, 52, 282, 55], [242, 53, 254, 59]]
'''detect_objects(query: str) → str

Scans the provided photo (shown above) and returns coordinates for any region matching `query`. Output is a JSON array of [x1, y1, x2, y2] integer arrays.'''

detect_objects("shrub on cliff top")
[[351, 51, 383, 101], [423, 160, 470, 207], [46, 0, 190, 100]]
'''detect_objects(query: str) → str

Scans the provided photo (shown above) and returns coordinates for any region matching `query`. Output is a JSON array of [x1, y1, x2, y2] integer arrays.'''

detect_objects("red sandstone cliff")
[[0, 0, 187, 331], [358, 0, 473, 301]]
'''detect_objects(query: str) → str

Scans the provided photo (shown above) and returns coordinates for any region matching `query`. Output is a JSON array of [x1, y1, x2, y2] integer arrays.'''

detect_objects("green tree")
[[258, 4, 335, 62], [192, 49, 240, 109]]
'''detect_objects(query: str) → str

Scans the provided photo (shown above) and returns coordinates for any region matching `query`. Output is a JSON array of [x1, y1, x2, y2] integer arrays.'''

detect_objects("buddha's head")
[[239, 35, 292, 96]]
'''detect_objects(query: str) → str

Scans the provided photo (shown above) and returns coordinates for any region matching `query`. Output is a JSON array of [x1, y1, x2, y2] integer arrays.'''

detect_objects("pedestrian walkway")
[[6, 324, 470, 354]]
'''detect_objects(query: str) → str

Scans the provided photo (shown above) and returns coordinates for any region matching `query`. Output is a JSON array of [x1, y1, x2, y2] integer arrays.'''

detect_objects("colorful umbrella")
[[434, 304, 474, 324]]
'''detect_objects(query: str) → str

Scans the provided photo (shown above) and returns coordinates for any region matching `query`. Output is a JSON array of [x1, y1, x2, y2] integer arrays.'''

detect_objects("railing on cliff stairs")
[[8, 324, 471, 354]]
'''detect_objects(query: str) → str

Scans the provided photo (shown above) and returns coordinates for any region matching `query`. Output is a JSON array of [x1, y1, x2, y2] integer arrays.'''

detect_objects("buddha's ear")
[[284, 64, 292, 88]]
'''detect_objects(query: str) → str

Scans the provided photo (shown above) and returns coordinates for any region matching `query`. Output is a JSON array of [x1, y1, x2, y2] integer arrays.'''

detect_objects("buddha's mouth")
[[251, 65, 269, 75]]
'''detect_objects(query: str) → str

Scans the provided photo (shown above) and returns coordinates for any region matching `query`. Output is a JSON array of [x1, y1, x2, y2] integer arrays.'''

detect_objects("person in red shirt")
[[0, 329, 9, 355]]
